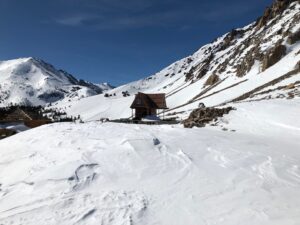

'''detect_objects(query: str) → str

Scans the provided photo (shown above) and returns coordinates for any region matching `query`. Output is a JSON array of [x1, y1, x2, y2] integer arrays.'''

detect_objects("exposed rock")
[[256, 0, 298, 30], [285, 83, 296, 90], [197, 54, 214, 79], [185, 66, 197, 81], [295, 61, 300, 70], [198, 102, 206, 109], [236, 56, 254, 77], [262, 44, 286, 71], [220, 29, 245, 51], [227, 66, 300, 103], [183, 107, 234, 128], [204, 74, 220, 86], [234, 44, 263, 77], [179, 0, 298, 84], [287, 29, 300, 45], [185, 54, 214, 82]]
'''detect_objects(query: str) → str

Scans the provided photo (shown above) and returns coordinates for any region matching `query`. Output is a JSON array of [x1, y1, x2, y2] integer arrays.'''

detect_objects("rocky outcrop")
[[179, 0, 299, 85], [185, 54, 214, 81], [183, 107, 234, 128], [196, 54, 214, 80], [262, 44, 286, 71], [256, 0, 298, 30], [226, 63, 300, 103], [296, 61, 300, 70], [204, 74, 220, 86], [287, 29, 300, 45], [219, 29, 245, 51]]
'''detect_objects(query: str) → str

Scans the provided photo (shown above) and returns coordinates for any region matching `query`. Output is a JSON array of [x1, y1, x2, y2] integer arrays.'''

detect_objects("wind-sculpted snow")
[[1, 99, 300, 225]]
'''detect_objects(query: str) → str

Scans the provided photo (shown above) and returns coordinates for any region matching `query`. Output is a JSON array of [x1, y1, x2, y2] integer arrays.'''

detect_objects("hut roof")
[[130, 92, 168, 109], [4, 108, 34, 121]]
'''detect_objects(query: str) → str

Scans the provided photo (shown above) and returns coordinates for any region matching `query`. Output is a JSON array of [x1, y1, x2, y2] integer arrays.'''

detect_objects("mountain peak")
[[0, 58, 109, 107]]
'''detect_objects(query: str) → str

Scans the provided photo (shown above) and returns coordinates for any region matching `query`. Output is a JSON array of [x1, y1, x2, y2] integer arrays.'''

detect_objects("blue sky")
[[0, 0, 272, 86]]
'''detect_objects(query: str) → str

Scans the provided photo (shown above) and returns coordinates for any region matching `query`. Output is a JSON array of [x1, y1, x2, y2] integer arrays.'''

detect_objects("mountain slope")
[[0, 57, 111, 107], [51, 0, 300, 121]]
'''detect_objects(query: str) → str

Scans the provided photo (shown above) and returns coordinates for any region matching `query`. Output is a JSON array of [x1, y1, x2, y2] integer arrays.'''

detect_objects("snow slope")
[[51, 0, 300, 121], [0, 99, 300, 225], [0, 57, 112, 107]]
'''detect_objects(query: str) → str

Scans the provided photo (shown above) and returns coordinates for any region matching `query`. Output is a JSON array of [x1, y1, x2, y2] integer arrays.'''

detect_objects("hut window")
[[136, 98, 141, 105]]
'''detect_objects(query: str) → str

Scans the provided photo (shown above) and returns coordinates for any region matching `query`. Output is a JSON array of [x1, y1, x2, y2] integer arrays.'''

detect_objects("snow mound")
[[1, 99, 300, 225]]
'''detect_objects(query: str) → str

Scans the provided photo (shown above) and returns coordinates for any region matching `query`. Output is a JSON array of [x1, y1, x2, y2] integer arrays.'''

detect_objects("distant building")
[[1, 108, 51, 128], [4, 108, 34, 121], [130, 92, 168, 120]]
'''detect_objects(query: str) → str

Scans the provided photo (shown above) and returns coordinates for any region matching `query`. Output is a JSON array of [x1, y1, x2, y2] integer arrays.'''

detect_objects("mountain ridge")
[[0, 57, 112, 107]]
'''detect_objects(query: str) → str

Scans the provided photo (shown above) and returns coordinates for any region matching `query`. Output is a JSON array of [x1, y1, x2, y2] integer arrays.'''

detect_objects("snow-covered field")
[[0, 2, 299, 224], [1, 99, 300, 225]]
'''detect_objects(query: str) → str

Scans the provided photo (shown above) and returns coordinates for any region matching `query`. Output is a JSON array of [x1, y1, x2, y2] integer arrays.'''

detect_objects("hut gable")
[[4, 108, 34, 121], [130, 92, 168, 120], [130, 92, 167, 109]]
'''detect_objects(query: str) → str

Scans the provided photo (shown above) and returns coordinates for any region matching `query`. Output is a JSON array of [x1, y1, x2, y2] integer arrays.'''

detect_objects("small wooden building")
[[4, 108, 34, 121], [130, 92, 168, 120], [2, 108, 51, 128]]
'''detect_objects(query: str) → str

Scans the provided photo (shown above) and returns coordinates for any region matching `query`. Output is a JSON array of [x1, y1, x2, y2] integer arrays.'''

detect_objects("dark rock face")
[[174, 0, 298, 84], [262, 44, 286, 71], [227, 63, 300, 103], [196, 55, 214, 80], [38, 91, 65, 102], [183, 107, 234, 128], [220, 29, 245, 51], [204, 74, 220, 86], [295, 61, 300, 70], [185, 54, 214, 82], [256, 0, 298, 30], [287, 29, 300, 45]]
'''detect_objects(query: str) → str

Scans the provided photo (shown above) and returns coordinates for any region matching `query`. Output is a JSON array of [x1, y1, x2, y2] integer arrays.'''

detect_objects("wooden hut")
[[4, 108, 34, 121], [2, 108, 51, 128], [130, 92, 168, 120]]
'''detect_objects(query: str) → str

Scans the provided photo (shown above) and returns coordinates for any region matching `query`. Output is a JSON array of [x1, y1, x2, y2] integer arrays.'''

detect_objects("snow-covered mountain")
[[0, 57, 112, 107], [96, 83, 115, 91], [52, 0, 300, 121]]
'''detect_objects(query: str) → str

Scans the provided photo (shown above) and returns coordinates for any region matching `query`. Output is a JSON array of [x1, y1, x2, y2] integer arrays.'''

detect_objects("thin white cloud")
[[55, 14, 100, 26], [200, 1, 263, 22], [53, 0, 270, 29]]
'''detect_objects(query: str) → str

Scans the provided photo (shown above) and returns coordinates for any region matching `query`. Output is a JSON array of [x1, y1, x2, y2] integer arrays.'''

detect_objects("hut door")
[[136, 108, 148, 119], [150, 108, 157, 116]]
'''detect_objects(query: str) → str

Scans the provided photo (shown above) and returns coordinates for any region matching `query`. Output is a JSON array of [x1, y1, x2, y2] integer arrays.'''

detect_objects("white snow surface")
[[0, 99, 300, 225]]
